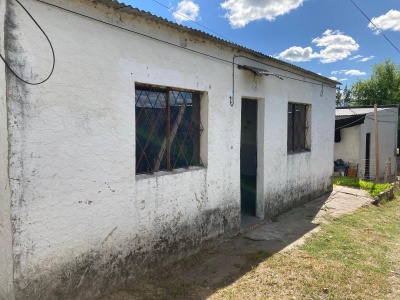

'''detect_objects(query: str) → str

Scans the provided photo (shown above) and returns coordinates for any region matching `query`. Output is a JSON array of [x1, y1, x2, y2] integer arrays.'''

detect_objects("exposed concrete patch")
[[246, 186, 373, 249]]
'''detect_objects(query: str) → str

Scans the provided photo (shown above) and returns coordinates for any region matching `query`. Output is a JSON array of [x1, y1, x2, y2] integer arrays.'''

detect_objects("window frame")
[[135, 84, 203, 175], [287, 102, 310, 153]]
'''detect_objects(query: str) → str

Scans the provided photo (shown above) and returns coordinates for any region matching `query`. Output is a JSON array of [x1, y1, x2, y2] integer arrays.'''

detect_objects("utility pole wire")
[[350, 0, 400, 55], [152, 0, 230, 41]]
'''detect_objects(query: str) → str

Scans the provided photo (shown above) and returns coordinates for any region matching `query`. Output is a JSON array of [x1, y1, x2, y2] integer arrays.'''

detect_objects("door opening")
[[240, 99, 257, 219], [365, 133, 371, 179]]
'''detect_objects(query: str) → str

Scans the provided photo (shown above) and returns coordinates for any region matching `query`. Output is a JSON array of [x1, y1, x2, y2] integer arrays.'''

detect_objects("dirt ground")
[[100, 186, 377, 300]]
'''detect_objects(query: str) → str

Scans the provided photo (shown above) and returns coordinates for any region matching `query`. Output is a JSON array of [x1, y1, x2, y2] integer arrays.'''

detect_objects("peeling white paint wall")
[[334, 125, 361, 163], [359, 109, 398, 177], [5, 0, 336, 298], [235, 58, 335, 218], [0, 1, 14, 299]]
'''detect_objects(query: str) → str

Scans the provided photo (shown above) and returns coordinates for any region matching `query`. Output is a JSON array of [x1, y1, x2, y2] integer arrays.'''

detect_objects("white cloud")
[[344, 70, 366, 76], [312, 30, 359, 63], [278, 30, 359, 64], [331, 69, 366, 76], [349, 55, 374, 62], [276, 46, 316, 62], [220, 0, 303, 28], [331, 77, 347, 82], [358, 56, 374, 62], [331, 70, 347, 75], [368, 10, 400, 33], [173, 0, 200, 23], [349, 55, 362, 61]]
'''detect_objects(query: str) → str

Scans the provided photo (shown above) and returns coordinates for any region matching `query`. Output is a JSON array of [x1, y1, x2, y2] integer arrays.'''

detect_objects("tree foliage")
[[351, 59, 400, 106], [336, 85, 352, 107]]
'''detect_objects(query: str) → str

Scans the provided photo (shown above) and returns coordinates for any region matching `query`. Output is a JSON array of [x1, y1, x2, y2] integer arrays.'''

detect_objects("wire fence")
[[358, 159, 377, 181], [335, 157, 397, 183], [396, 156, 400, 177]]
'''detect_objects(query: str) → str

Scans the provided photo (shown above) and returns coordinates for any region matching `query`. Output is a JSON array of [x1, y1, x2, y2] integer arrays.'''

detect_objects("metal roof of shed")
[[335, 105, 399, 116]]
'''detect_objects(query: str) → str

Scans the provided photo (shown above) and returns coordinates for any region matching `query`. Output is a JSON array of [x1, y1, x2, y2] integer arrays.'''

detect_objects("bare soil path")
[[100, 186, 373, 300]]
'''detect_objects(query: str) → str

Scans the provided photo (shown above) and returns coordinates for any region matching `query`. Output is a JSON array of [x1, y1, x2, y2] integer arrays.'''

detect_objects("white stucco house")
[[0, 0, 337, 299], [334, 106, 399, 179]]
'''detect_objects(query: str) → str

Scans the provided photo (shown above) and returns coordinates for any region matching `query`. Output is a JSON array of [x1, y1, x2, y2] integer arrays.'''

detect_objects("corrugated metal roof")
[[92, 0, 338, 85], [335, 105, 399, 116]]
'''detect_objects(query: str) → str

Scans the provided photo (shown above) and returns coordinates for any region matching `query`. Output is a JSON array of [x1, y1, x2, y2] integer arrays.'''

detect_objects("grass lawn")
[[210, 190, 400, 300], [333, 176, 391, 197]]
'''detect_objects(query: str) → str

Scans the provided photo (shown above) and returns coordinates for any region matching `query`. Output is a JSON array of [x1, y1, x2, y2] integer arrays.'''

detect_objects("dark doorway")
[[240, 99, 257, 218], [365, 133, 371, 179]]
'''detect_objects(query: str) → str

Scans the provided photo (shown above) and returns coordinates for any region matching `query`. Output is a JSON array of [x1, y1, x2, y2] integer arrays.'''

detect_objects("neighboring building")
[[334, 106, 399, 179], [0, 0, 337, 299]]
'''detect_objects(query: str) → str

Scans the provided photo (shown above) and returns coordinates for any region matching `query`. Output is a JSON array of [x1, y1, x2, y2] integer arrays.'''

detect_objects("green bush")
[[333, 177, 390, 197]]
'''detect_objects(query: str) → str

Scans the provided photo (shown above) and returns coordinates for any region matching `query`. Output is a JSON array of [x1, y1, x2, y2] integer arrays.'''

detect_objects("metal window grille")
[[287, 103, 308, 153], [135, 85, 203, 174]]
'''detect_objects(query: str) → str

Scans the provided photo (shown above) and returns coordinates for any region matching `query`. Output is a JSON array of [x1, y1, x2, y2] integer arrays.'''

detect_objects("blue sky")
[[124, 0, 400, 88]]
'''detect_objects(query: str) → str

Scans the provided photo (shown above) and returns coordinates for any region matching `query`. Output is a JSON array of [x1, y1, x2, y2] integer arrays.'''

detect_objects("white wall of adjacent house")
[[5, 0, 335, 298], [358, 109, 398, 178], [0, 0, 14, 298], [334, 109, 398, 179], [334, 125, 361, 164]]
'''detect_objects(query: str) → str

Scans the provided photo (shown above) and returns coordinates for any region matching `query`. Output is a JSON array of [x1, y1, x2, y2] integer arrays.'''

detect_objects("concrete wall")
[[359, 109, 398, 178], [0, 0, 14, 299], [234, 57, 335, 219], [334, 125, 361, 163], [334, 108, 398, 178], [5, 0, 335, 298]]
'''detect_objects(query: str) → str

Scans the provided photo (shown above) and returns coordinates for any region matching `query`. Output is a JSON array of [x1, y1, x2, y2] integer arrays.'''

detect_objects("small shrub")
[[333, 177, 390, 197]]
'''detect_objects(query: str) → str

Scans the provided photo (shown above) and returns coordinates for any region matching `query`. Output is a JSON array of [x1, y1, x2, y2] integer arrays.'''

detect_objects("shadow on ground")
[[100, 187, 372, 300]]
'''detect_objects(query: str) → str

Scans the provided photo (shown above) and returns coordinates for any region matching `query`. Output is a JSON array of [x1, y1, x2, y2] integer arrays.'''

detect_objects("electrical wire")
[[350, 0, 400, 55], [151, 0, 230, 41], [335, 107, 398, 129], [0, 0, 55, 85], [35, 0, 336, 90]]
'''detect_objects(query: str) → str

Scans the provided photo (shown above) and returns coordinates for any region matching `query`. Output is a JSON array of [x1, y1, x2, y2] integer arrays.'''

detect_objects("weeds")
[[333, 177, 391, 197]]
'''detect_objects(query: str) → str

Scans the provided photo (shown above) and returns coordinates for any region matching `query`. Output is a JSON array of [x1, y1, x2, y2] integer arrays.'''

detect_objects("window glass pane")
[[170, 91, 201, 169], [299, 105, 306, 150], [288, 103, 308, 153], [287, 104, 293, 152], [136, 86, 202, 174], [135, 88, 167, 173]]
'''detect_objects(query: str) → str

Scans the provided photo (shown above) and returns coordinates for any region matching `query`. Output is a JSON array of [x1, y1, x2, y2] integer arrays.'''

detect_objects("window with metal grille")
[[135, 85, 203, 174], [287, 103, 309, 153]]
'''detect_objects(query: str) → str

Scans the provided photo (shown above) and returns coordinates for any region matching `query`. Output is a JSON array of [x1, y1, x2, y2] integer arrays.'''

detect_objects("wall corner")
[[0, 0, 15, 299]]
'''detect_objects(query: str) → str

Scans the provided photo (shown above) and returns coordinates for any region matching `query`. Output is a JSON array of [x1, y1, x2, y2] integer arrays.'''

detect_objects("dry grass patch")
[[209, 251, 387, 300], [210, 197, 400, 300]]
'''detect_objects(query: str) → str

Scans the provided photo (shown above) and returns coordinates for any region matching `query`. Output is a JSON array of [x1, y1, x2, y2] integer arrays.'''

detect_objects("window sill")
[[135, 166, 206, 181], [287, 149, 311, 155]]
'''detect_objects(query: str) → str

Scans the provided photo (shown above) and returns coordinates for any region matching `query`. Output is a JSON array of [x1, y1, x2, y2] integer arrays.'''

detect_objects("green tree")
[[336, 85, 352, 107], [351, 59, 400, 147], [351, 59, 400, 106]]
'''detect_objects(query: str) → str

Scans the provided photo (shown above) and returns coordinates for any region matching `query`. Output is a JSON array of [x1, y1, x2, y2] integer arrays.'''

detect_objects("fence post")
[[384, 157, 391, 183]]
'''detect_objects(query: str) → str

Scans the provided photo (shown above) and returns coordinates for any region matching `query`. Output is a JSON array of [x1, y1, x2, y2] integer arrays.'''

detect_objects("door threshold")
[[240, 213, 263, 232]]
